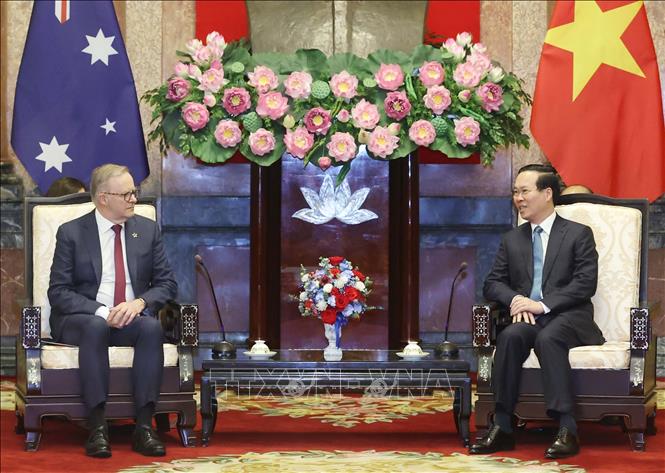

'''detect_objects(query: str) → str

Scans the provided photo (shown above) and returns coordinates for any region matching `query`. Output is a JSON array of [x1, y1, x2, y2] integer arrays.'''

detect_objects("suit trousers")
[[56, 314, 164, 412], [492, 314, 583, 417]]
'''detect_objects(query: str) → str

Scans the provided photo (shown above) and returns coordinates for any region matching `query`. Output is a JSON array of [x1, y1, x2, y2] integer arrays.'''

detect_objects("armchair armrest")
[[159, 301, 199, 347], [18, 307, 42, 395]]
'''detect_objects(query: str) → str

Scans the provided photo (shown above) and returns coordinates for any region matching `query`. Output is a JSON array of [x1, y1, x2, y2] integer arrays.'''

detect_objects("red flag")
[[531, 0, 665, 201]]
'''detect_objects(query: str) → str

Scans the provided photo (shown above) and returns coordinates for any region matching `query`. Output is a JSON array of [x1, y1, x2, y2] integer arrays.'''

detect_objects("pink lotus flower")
[[249, 128, 276, 156], [256, 91, 289, 120], [375, 64, 404, 91], [408, 120, 436, 146], [468, 52, 492, 74], [181, 102, 209, 131], [329, 71, 358, 99], [188, 64, 202, 80], [205, 31, 226, 52], [351, 99, 380, 130], [318, 156, 332, 170], [453, 62, 482, 88], [222, 87, 251, 116], [456, 32, 473, 47], [336, 109, 351, 123], [185, 38, 203, 55], [193, 45, 214, 66], [210, 59, 223, 71], [198, 68, 225, 93], [454, 117, 480, 146], [419, 61, 445, 87], [304, 107, 332, 135], [443, 38, 466, 61], [424, 85, 451, 115], [488, 66, 505, 83], [284, 71, 313, 99], [476, 82, 504, 112], [248, 66, 278, 94], [368, 126, 400, 158], [387, 123, 401, 135], [384, 91, 411, 121], [284, 127, 314, 159], [174, 62, 188, 77], [458, 89, 472, 103], [473, 42, 488, 54], [203, 93, 216, 107], [326, 132, 357, 162], [166, 78, 190, 102], [214, 120, 242, 148]]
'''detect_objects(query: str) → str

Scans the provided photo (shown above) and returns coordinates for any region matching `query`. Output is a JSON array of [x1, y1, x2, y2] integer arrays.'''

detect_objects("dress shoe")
[[469, 425, 516, 454], [85, 424, 111, 458], [545, 427, 579, 459], [132, 425, 166, 456]]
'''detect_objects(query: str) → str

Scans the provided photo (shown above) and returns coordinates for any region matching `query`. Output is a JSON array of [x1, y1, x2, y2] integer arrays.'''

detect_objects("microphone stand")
[[195, 254, 236, 358], [436, 262, 467, 358]]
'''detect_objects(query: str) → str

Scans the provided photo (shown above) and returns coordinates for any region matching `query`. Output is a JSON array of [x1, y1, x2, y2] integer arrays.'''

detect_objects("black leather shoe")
[[545, 427, 579, 459], [85, 424, 111, 458], [132, 425, 166, 456], [469, 425, 516, 454]]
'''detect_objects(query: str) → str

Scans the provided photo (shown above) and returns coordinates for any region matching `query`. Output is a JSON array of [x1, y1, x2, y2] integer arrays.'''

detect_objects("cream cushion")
[[32, 202, 156, 338], [516, 202, 641, 369], [41, 343, 179, 369]]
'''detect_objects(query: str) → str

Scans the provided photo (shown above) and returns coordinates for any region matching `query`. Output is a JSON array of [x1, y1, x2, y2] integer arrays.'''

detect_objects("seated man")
[[48, 163, 177, 458], [469, 164, 605, 459]]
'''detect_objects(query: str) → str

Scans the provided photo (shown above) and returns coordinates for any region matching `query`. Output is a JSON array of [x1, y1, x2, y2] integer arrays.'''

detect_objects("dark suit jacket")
[[47, 210, 177, 341], [484, 214, 605, 346]]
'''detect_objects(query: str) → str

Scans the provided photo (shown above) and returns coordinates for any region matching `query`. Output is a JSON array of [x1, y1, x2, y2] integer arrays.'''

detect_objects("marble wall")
[[1, 1, 664, 352]]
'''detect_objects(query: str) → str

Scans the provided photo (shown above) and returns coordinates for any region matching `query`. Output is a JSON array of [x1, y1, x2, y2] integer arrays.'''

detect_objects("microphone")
[[436, 262, 467, 358], [195, 254, 236, 358]]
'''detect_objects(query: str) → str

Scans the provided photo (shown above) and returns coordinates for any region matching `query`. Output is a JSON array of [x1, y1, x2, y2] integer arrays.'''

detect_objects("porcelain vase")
[[323, 322, 343, 361]]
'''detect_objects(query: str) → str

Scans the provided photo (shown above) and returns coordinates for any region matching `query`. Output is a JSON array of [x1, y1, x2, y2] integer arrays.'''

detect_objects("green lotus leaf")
[[327, 52, 372, 78], [367, 49, 411, 72], [190, 131, 239, 164], [430, 136, 474, 158], [408, 44, 442, 70]]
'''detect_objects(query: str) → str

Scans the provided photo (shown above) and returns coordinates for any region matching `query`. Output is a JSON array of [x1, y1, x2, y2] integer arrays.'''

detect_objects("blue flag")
[[11, 0, 149, 194]]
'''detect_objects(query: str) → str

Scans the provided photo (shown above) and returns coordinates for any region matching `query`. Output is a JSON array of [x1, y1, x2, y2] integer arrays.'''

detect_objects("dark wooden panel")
[[280, 153, 390, 350], [195, 245, 250, 333], [162, 151, 250, 196], [419, 149, 511, 197], [420, 246, 475, 333]]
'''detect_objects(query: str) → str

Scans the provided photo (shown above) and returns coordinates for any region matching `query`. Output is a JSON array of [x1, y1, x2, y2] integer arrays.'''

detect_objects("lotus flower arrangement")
[[143, 31, 531, 184]]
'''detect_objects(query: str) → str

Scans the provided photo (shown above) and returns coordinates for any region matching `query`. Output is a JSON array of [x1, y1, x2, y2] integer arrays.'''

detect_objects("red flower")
[[305, 300, 313, 309], [321, 308, 337, 324], [329, 256, 344, 266], [346, 287, 360, 301], [336, 292, 349, 309], [353, 269, 366, 281], [330, 268, 341, 277], [321, 275, 330, 284]]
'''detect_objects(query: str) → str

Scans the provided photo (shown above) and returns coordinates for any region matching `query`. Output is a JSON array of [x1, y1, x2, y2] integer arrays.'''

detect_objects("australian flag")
[[11, 0, 149, 194]]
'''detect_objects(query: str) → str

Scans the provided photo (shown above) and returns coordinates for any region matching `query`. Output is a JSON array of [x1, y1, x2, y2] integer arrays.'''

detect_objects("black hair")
[[45, 177, 87, 197], [517, 164, 561, 203]]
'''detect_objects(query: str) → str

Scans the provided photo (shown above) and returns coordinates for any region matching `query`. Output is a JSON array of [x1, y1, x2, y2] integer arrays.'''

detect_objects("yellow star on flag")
[[544, 0, 645, 101]]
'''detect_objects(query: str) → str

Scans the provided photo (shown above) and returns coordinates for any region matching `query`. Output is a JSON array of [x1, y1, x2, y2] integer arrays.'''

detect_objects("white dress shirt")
[[530, 210, 557, 314], [94, 210, 135, 319]]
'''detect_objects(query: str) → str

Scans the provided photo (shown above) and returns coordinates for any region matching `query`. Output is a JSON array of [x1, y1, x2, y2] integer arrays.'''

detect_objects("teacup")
[[250, 339, 270, 354], [403, 341, 423, 356]]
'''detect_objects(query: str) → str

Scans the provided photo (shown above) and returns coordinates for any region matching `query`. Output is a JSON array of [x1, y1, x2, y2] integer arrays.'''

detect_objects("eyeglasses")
[[100, 189, 140, 202], [512, 188, 537, 198]]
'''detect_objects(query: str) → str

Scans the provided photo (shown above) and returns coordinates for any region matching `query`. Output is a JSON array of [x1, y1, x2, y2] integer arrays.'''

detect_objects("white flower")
[[473, 42, 488, 54], [316, 300, 328, 311], [488, 66, 504, 83], [338, 276, 349, 286], [299, 292, 307, 301], [334, 278, 346, 289], [323, 283, 333, 293], [301, 274, 310, 283], [354, 281, 365, 291], [456, 32, 472, 47], [186, 38, 203, 55]]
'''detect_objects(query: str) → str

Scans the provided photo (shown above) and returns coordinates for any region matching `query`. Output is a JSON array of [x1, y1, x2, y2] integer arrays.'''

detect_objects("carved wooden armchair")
[[472, 193, 657, 451], [15, 193, 199, 451]]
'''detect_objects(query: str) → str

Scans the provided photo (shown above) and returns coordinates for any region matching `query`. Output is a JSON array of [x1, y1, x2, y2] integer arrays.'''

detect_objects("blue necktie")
[[530, 226, 544, 300]]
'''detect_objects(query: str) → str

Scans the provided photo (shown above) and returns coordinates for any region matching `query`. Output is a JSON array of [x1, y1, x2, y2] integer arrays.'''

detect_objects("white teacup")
[[250, 339, 270, 354], [403, 341, 423, 356]]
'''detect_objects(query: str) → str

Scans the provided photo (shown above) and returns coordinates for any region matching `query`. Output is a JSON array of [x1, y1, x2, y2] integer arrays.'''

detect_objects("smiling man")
[[48, 164, 177, 458], [469, 164, 604, 459]]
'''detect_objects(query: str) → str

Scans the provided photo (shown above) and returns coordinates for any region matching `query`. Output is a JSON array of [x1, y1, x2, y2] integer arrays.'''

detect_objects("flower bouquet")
[[144, 31, 531, 184], [296, 256, 373, 352]]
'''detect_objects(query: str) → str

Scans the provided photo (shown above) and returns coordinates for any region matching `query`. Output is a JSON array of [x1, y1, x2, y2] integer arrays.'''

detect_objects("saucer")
[[396, 351, 430, 361], [243, 351, 277, 360]]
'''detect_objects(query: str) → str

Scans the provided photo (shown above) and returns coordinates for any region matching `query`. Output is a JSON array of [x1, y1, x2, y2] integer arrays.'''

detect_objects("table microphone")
[[195, 254, 236, 357], [436, 262, 467, 358]]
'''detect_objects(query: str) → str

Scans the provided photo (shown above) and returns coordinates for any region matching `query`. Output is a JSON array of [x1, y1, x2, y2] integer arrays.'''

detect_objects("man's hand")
[[512, 311, 536, 325], [107, 298, 145, 328], [509, 295, 543, 325]]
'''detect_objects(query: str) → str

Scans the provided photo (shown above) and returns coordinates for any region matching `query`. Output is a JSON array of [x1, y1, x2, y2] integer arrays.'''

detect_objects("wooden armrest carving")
[[472, 305, 491, 347], [21, 307, 41, 349], [630, 307, 649, 350], [159, 301, 199, 347]]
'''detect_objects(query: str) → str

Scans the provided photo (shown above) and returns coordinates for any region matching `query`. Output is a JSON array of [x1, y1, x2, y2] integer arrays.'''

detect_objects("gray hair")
[[90, 164, 129, 202]]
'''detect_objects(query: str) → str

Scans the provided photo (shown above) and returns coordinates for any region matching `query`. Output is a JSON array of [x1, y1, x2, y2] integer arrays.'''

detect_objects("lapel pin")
[[132, 232, 139, 238]]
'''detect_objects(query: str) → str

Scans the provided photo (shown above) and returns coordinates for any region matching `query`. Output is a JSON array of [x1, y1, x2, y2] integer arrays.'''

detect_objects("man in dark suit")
[[469, 164, 605, 459], [48, 163, 177, 458]]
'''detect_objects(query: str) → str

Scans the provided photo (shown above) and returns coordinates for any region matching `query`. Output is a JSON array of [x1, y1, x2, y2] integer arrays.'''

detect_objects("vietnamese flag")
[[531, 0, 665, 202]]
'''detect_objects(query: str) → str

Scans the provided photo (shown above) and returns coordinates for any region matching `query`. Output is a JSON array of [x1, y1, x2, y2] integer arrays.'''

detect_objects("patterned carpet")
[[3, 379, 664, 473]]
